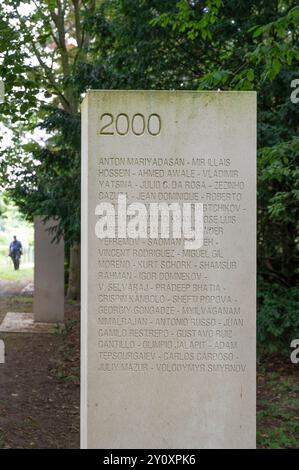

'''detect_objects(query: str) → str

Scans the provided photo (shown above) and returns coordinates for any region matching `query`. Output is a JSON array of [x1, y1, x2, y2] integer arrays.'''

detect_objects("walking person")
[[8, 235, 23, 270]]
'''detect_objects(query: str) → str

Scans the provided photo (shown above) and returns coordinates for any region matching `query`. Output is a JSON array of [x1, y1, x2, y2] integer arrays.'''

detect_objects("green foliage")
[[150, 0, 222, 41], [248, 6, 299, 81], [55, 319, 77, 336], [1, 108, 80, 244], [257, 373, 299, 448], [139, 0, 299, 355], [258, 138, 299, 288], [0, 1, 93, 245], [257, 279, 299, 356], [0, 0, 298, 352]]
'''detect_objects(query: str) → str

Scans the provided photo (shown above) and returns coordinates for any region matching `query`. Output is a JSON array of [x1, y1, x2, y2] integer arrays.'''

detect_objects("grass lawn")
[[0, 263, 33, 281], [257, 359, 299, 448]]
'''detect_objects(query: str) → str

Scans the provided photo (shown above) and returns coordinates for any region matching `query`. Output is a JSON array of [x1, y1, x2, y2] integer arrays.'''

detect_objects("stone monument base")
[[0, 312, 62, 334]]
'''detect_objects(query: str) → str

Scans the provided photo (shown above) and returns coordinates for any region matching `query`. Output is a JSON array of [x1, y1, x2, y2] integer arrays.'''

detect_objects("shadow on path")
[[0, 285, 80, 449]]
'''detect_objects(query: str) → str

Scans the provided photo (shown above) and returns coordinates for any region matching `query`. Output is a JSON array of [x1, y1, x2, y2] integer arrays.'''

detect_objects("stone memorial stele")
[[34, 216, 64, 323], [81, 90, 256, 449], [0, 339, 4, 364]]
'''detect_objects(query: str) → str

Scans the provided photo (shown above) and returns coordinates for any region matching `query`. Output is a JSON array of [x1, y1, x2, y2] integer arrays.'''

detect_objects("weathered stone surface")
[[81, 91, 256, 449], [0, 312, 58, 334], [34, 217, 64, 323], [0, 338, 4, 363]]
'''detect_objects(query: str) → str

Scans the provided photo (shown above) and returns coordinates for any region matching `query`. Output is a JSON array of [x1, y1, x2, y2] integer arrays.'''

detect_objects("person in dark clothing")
[[9, 235, 22, 270]]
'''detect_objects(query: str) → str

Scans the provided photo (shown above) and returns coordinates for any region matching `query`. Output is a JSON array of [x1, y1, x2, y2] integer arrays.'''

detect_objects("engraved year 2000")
[[99, 113, 161, 136]]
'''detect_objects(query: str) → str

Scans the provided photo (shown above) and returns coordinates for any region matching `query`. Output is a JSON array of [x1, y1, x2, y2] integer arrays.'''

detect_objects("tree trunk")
[[67, 242, 80, 300]]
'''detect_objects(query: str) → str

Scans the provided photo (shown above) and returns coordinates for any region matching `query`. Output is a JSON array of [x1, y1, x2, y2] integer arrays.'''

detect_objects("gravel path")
[[0, 279, 33, 297]]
